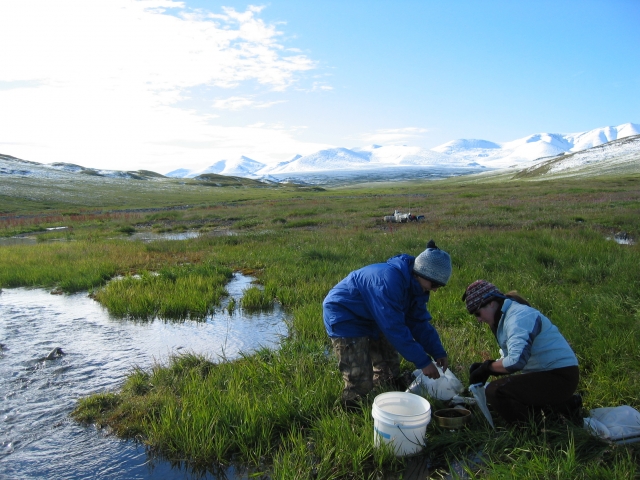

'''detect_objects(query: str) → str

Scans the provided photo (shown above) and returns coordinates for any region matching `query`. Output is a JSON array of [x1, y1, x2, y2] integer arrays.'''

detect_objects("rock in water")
[[45, 347, 65, 360]]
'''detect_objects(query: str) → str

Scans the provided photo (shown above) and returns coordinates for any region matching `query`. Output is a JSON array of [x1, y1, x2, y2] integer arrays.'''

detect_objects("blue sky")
[[0, 0, 638, 173]]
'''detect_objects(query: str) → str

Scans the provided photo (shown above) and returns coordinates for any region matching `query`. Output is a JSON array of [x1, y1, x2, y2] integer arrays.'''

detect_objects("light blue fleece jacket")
[[496, 299, 578, 373]]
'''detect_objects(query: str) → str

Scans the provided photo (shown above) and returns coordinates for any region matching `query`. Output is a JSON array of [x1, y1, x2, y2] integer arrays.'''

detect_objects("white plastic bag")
[[469, 383, 495, 429], [407, 366, 464, 401], [583, 417, 611, 439], [584, 405, 640, 444]]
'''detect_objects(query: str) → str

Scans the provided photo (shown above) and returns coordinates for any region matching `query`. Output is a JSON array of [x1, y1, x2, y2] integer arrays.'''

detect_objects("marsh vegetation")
[[1, 172, 639, 478]]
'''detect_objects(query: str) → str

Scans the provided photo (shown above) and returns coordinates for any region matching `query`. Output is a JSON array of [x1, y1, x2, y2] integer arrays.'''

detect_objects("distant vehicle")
[[384, 210, 424, 223]]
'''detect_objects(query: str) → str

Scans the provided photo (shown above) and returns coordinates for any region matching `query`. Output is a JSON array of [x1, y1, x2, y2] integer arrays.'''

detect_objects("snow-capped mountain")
[[255, 144, 479, 175], [565, 123, 640, 152], [515, 133, 640, 178], [219, 156, 266, 176], [2, 122, 638, 185], [261, 148, 371, 174], [164, 168, 192, 178], [430, 123, 640, 170], [165, 122, 640, 178], [166, 156, 266, 178]]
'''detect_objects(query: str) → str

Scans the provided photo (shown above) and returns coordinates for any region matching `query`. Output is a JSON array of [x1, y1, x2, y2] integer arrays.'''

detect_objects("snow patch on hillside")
[[0, 154, 165, 181], [168, 156, 266, 178], [521, 134, 640, 176]]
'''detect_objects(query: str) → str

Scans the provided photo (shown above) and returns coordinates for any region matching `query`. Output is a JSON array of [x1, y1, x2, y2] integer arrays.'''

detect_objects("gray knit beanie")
[[413, 240, 452, 286]]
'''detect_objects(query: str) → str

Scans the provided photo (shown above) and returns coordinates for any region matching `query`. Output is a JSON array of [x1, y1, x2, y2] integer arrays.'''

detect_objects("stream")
[[0, 274, 288, 479]]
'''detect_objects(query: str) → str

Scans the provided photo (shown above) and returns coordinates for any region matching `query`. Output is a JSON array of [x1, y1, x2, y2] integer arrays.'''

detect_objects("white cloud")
[[358, 127, 429, 145], [0, 0, 321, 172], [213, 96, 285, 110], [311, 82, 333, 91]]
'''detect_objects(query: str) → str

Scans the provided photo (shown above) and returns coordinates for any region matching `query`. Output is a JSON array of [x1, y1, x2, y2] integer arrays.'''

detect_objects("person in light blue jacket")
[[323, 240, 452, 408], [463, 280, 580, 424]]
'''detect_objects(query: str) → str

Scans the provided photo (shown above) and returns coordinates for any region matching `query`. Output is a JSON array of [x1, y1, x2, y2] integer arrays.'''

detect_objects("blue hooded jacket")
[[323, 254, 447, 370], [496, 299, 578, 373]]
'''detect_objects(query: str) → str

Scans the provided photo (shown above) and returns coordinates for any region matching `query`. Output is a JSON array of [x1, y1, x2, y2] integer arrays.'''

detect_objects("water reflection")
[[0, 229, 235, 247], [127, 231, 201, 242], [0, 227, 70, 247], [0, 274, 287, 479], [606, 233, 635, 245], [0, 236, 38, 246], [125, 229, 237, 242], [612, 232, 635, 245]]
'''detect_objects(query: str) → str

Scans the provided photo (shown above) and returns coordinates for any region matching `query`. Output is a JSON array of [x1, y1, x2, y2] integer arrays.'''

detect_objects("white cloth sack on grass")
[[407, 366, 464, 401], [584, 405, 640, 444]]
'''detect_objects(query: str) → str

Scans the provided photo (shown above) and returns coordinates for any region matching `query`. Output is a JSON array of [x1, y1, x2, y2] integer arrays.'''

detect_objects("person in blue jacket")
[[463, 280, 581, 424], [323, 240, 452, 408]]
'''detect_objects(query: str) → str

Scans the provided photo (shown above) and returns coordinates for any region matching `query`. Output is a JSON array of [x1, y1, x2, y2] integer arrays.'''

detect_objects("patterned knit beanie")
[[462, 280, 503, 314], [413, 240, 452, 286]]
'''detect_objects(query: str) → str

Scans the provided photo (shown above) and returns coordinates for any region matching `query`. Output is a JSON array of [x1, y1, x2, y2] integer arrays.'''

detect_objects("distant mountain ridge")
[[165, 122, 640, 178], [0, 154, 165, 181], [2, 122, 639, 185]]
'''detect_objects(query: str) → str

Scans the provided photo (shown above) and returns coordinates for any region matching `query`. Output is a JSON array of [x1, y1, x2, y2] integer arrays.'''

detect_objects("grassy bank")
[[1, 174, 639, 478]]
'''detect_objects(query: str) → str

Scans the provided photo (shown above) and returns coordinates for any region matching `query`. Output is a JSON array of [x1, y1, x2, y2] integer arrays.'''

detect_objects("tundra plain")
[[1, 168, 639, 479]]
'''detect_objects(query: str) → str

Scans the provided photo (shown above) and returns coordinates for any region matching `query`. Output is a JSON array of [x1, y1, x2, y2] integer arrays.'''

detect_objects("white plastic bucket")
[[371, 392, 431, 456]]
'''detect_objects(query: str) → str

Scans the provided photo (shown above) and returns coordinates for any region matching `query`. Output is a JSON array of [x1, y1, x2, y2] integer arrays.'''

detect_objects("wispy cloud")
[[0, 0, 321, 171], [213, 96, 285, 110], [311, 82, 333, 91], [358, 127, 429, 145]]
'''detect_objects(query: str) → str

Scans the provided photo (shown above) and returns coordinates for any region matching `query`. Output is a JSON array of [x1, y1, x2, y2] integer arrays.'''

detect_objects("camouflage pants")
[[330, 335, 401, 403]]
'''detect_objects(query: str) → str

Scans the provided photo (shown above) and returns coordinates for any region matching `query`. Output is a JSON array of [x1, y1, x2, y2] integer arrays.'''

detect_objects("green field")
[[1, 171, 639, 478]]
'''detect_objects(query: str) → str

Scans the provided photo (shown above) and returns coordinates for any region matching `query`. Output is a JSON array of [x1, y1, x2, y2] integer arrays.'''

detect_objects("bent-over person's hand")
[[469, 359, 495, 385], [436, 356, 448, 373], [421, 362, 441, 379]]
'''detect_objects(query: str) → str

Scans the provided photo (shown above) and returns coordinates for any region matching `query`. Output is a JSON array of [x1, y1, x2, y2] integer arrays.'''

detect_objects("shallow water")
[[0, 274, 287, 479], [0, 236, 38, 246], [0, 227, 70, 247], [127, 231, 201, 241], [0, 228, 235, 247], [606, 236, 635, 245]]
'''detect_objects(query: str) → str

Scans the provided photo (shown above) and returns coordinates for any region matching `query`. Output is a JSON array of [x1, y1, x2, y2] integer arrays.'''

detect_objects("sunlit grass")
[[94, 262, 232, 319], [3, 173, 640, 477], [240, 285, 274, 312]]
